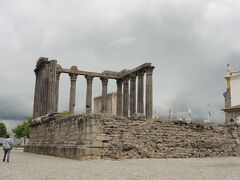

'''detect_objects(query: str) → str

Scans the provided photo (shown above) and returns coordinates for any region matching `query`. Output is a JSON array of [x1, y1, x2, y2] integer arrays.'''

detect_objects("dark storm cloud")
[[0, 0, 240, 122]]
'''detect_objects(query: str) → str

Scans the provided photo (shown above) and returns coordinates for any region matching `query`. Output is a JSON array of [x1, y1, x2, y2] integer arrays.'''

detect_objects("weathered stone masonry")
[[25, 114, 240, 160], [33, 57, 155, 119], [27, 58, 240, 160]]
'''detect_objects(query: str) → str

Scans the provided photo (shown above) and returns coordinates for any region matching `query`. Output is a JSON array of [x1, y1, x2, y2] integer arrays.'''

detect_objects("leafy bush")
[[13, 117, 32, 145]]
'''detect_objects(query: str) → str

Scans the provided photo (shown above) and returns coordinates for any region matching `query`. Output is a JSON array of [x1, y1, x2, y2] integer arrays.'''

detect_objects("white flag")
[[208, 104, 211, 122], [169, 106, 173, 121], [188, 108, 191, 121]]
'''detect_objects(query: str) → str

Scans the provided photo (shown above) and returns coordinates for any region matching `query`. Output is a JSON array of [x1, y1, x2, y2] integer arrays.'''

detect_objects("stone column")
[[41, 64, 47, 116], [55, 71, 61, 113], [38, 67, 44, 116], [32, 57, 50, 118], [101, 77, 108, 113], [47, 60, 57, 114], [33, 71, 40, 118], [85, 75, 93, 115], [116, 79, 123, 117], [137, 71, 145, 114], [145, 67, 154, 119], [123, 77, 129, 117], [69, 73, 77, 115], [130, 74, 136, 116]]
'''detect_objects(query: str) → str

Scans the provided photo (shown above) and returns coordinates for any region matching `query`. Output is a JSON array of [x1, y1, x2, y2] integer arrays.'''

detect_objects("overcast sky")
[[1, 0, 240, 123]]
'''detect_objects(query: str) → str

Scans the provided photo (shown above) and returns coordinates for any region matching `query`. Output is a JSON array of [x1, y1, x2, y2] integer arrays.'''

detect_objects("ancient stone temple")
[[33, 57, 155, 119], [223, 64, 240, 124], [26, 58, 240, 160]]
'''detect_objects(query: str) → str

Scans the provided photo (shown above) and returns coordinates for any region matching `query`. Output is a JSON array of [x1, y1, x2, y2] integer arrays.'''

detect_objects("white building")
[[223, 64, 240, 124]]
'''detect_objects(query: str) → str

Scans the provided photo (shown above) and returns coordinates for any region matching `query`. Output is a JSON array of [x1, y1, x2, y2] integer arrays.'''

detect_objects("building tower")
[[223, 64, 240, 124]]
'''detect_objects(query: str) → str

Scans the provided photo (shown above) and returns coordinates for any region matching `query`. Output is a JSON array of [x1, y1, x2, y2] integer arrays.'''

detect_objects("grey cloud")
[[0, 0, 240, 122]]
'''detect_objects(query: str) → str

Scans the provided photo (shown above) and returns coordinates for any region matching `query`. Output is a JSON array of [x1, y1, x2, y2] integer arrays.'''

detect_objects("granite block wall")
[[24, 114, 240, 160]]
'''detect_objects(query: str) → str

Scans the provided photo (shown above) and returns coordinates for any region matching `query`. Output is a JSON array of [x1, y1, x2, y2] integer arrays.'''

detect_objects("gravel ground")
[[0, 150, 240, 180]]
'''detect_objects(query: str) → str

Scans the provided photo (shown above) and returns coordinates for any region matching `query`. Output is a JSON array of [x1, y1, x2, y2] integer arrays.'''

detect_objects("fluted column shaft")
[[116, 79, 123, 116], [86, 76, 93, 114], [33, 58, 58, 118], [145, 67, 154, 118], [55, 72, 60, 113], [33, 71, 40, 118], [123, 78, 129, 117], [40, 66, 45, 116], [137, 71, 145, 114], [47, 60, 57, 114], [101, 77, 108, 113], [69, 74, 77, 114], [130, 75, 136, 116], [38, 64, 48, 116]]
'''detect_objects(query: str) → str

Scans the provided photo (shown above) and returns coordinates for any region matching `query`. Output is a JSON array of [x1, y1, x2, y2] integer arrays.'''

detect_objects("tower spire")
[[225, 64, 231, 90]]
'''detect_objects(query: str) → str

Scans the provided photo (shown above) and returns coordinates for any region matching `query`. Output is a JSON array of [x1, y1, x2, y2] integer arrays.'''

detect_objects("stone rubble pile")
[[100, 117, 240, 159]]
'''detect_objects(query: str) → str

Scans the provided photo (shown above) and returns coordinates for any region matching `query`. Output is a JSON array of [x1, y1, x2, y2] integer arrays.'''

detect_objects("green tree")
[[13, 117, 32, 145], [0, 122, 7, 138]]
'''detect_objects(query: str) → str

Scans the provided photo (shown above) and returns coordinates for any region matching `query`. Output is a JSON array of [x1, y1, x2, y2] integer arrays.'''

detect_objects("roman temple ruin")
[[25, 58, 240, 160], [33, 57, 154, 119]]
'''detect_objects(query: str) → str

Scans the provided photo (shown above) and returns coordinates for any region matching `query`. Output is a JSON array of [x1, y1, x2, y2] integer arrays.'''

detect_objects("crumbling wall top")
[[36, 57, 49, 68]]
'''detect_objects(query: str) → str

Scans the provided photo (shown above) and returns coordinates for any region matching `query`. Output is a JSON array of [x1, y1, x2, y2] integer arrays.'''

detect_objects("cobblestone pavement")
[[0, 150, 240, 180]]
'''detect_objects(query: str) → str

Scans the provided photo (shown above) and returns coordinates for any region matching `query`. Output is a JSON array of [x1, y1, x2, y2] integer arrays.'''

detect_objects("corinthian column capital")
[[100, 77, 108, 85], [85, 75, 93, 83], [117, 78, 123, 85], [69, 73, 78, 81], [129, 73, 137, 80], [137, 70, 145, 77], [146, 66, 155, 75]]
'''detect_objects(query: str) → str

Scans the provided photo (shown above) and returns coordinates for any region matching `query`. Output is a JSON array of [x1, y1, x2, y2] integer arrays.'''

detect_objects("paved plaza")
[[0, 150, 240, 180]]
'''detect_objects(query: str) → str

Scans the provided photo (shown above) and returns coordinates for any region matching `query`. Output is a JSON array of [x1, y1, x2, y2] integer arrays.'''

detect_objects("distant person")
[[2, 134, 14, 163]]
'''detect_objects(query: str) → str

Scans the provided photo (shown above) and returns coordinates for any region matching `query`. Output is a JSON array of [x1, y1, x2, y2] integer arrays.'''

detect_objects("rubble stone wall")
[[225, 111, 240, 124], [24, 114, 240, 160]]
